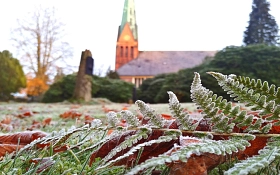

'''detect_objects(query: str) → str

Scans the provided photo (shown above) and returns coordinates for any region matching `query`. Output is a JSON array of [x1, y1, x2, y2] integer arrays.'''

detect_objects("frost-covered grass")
[[0, 101, 196, 133]]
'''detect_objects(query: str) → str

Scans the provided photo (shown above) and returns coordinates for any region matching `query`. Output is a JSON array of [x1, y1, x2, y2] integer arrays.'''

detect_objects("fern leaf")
[[135, 100, 165, 128], [120, 110, 140, 127], [107, 111, 120, 128], [191, 72, 238, 133], [76, 128, 125, 155], [225, 147, 280, 175], [167, 91, 198, 130], [237, 75, 280, 107], [99, 127, 152, 165], [207, 72, 280, 132], [97, 130, 181, 170], [126, 135, 252, 175]]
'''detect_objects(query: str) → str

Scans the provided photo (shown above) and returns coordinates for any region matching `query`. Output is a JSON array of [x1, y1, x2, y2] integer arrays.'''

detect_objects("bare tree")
[[12, 6, 73, 85]]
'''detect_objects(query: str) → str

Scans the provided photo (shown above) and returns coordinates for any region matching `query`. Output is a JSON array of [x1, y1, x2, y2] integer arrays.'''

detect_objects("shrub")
[[42, 74, 134, 103], [42, 74, 76, 103], [93, 77, 134, 103], [137, 74, 167, 103]]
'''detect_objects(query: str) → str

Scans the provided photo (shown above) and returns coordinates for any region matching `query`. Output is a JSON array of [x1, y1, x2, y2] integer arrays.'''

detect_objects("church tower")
[[115, 0, 139, 70]]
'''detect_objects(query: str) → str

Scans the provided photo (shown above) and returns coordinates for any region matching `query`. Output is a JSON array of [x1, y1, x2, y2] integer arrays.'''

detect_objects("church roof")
[[117, 51, 217, 76]]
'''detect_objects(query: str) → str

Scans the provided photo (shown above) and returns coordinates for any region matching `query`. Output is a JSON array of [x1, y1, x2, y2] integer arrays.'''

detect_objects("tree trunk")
[[73, 50, 92, 102]]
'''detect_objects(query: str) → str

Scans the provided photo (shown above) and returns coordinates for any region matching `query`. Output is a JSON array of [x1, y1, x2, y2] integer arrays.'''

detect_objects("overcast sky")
[[0, 0, 280, 75]]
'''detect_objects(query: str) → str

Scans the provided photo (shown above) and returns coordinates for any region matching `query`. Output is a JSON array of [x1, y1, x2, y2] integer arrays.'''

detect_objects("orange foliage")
[[26, 77, 49, 96]]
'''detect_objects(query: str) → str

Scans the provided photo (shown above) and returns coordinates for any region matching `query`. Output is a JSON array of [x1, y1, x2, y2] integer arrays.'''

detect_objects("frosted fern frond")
[[98, 127, 152, 166], [236, 76, 280, 104], [125, 155, 172, 175], [225, 145, 280, 175], [107, 111, 120, 128], [135, 100, 165, 128], [126, 135, 252, 175], [191, 72, 239, 117], [167, 91, 199, 130], [90, 119, 103, 129], [18, 125, 92, 155], [97, 130, 181, 170], [208, 72, 279, 116], [207, 72, 273, 133], [76, 128, 125, 155], [40, 125, 89, 147], [191, 72, 238, 133], [120, 110, 140, 127]]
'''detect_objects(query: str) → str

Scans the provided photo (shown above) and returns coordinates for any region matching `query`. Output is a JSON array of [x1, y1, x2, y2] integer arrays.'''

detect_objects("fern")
[[167, 91, 199, 130], [96, 130, 181, 171], [192, 72, 273, 133], [76, 128, 125, 155], [97, 127, 152, 166], [236, 76, 280, 104], [126, 135, 254, 175], [107, 111, 121, 128], [209, 72, 280, 125], [135, 100, 165, 128], [225, 136, 280, 175], [191, 72, 239, 133], [120, 110, 140, 127]]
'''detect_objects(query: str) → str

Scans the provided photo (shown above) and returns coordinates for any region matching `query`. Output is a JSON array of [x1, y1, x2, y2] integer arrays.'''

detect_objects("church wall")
[[120, 75, 154, 88]]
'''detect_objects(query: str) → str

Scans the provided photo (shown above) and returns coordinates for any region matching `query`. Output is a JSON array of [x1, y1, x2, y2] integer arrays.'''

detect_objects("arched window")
[[131, 46, 134, 58], [120, 46, 123, 57], [125, 46, 128, 57]]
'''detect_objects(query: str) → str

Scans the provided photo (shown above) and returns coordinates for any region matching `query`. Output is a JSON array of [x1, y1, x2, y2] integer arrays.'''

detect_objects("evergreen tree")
[[0, 50, 26, 100], [243, 0, 279, 45]]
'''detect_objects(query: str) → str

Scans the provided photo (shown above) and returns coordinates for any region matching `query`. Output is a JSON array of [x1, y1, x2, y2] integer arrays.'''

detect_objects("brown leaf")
[[0, 131, 47, 145], [166, 136, 229, 175], [168, 153, 228, 175], [59, 110, 82, 119], [42, 118, 52, 126], [84, 115, 94, 125], [27, 121, 42, 131], [30, 157, 54, 173], [17, 110, 33, 118], [1, 116, 12, 125], [102, 105, 118, 113], [0, 144, 25, 157], [161, 114, 174, 120], [90, 129, 177, 167]]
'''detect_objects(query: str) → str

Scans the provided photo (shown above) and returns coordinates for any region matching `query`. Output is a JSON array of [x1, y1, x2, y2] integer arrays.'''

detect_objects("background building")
[[115, 0, 216, 87]]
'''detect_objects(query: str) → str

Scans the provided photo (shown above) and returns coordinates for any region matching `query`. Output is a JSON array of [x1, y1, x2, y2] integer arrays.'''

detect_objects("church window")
[[120, 46, 123, 57], [125, 46, 128, 57], [131, 47, 134, 58]]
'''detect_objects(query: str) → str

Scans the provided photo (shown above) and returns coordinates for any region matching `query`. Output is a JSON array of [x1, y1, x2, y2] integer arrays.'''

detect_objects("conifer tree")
[[0, 50, 26, 100], [243, 0, 279, 45]]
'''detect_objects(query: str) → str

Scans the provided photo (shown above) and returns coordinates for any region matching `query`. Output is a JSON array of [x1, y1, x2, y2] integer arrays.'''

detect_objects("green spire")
[[119, 0, 138, 40]]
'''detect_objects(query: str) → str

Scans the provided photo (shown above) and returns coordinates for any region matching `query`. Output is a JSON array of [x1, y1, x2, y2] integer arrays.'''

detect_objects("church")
[[115, 0, 216, 87]]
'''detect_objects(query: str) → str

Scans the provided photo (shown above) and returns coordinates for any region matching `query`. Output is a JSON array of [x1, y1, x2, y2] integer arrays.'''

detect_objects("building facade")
[[115, 0, 216, 87]]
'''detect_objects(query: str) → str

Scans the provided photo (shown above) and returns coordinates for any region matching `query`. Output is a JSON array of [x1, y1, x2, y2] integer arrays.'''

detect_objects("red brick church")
[[115, 0, 216, 87]]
